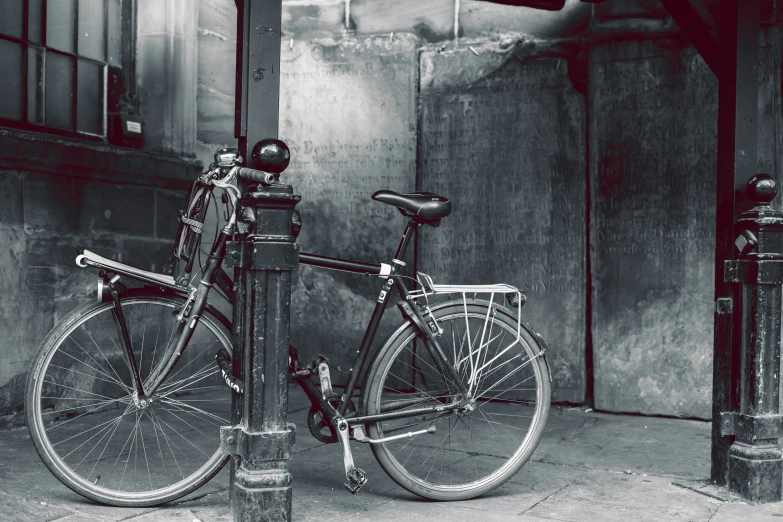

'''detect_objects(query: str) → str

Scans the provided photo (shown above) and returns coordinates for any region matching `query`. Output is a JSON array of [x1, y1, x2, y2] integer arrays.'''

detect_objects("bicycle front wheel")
[[364, 300, 550, 501], [25, 291, 233, 507]]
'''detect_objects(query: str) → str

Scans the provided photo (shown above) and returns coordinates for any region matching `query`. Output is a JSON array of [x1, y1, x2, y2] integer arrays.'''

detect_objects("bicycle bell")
[[214, 148, 243, 169]]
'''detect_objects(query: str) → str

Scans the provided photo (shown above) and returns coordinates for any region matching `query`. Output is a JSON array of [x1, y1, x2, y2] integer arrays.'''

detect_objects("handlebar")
[[236, 167, 276, 185]]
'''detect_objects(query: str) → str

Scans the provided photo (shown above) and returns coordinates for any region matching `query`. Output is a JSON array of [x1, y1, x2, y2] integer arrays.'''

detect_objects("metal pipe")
[[299, 252, 382, 274], [454, 0, 460, 40], [347, 402, 459, 426]]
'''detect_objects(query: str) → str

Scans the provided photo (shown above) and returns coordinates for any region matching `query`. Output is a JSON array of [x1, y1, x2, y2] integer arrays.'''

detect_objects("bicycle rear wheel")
[[25, 291, 233, 506], [364, 299, 550, 501]]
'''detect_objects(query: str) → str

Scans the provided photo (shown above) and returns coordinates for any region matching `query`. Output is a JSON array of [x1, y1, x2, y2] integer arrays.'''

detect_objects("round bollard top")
[[747, 174, 777, 206], [251, 139, 290, 174]]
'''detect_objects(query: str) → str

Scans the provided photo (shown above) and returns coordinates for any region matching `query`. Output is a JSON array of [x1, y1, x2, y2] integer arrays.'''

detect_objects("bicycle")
[[24, 140, 552, 507]]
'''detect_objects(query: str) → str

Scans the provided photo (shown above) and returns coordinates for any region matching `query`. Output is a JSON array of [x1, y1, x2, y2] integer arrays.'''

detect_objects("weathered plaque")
[[417, 42, 587, 403], [590, 37, 781, 418], [280, 35, 418, 380]]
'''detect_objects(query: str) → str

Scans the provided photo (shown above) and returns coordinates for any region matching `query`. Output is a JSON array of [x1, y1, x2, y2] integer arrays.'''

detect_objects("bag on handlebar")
[[165, 179, 212, 275]]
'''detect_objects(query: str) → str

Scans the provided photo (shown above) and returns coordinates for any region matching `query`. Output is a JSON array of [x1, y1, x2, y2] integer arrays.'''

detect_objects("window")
[[0, 0, 134, 139]]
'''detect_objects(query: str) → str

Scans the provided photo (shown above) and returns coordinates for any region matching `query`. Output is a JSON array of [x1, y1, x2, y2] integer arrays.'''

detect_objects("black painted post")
[[711, 0, 760, 486], [722, 174, 783, 503], [227, 0, 295, 520], [224, 147, 299, 520]]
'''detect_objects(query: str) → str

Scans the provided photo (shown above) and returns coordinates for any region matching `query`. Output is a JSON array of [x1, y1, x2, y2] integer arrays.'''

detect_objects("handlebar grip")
[[237, 167, 276, 185]]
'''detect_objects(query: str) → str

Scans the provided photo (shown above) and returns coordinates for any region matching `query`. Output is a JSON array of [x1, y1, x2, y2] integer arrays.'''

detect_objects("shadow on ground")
[[2, 386, 781, 521]]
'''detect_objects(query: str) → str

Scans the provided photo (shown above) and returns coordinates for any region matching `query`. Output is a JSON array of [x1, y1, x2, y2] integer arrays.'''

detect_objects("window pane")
[[107, 0, 121, 66], [0, 0, 23, 39], [47, 0, 76, 53], [78, 0, 105, 61], [45, 51, 75, 129], [28, 46, 45, 124], [77, 59, 103, 134], [28, 0, 44, 44], [0, 39, 23, 120]]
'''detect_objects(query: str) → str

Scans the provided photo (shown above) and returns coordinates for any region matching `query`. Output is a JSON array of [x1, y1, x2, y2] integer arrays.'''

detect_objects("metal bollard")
[[721, 174, 783, 503], [222, 139, 300, 521]]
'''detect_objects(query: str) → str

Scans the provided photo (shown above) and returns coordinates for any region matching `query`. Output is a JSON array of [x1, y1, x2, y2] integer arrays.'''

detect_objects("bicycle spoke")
[[59, 341, 129, 392], [475, 371, 537, 405], [86, 402, 134, 482], [148, 408, 185, 481], [148, 322, 163, 380], [145, 409, 167, 478], [43, 380, 119, 402], [474, 315, 501, 393], [151, 408, 212, 458], [88, 323, 133, 386], [139, 419, 153, 492], [158, 397, 229, 425], [66, 416, 124, 464], [118, 410, 142, 491], [158, 366, 220, 396], [31, 297, 232, 504], [49, 397, 129, 434], [48, 364, 128, 390], [138, 321, 146, 380], [399, 346, 446, 385], [369, 304, 549, 498], [164, 340, 220, 385], [385, 371, 451, 409]]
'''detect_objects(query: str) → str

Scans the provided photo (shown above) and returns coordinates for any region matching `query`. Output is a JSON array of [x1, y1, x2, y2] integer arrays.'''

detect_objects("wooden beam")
[[659, 0, 721, 77], [475, 0, 566, 10]]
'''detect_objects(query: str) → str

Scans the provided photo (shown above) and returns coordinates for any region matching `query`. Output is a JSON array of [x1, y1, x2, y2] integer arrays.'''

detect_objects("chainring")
[[307, 397, 356, 444]]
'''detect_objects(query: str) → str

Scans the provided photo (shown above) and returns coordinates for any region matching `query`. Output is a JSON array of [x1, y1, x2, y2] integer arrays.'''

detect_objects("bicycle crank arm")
[[352, 425, 436, 444], [336, 419, 367, 494]]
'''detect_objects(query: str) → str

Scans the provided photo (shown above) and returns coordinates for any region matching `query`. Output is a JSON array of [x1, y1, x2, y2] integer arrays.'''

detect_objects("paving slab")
[[344, 498, 539, 522], [530, 407, 598, 460], [712, 502, 783, 522], [3, 386, 783, 521], [434, 460, 591, 516], [537, 410, 712, 479], [524, 469, 721, 521]]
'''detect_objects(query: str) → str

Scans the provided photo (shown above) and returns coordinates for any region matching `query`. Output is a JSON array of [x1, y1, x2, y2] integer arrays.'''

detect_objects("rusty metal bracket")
[[720, 412, 783, 441], [715, 297, 733, 314], [724, 259, 783, 284], [220, 424, 297, 460], [225, 241, 251, 269], [251, 242, 299, 271]]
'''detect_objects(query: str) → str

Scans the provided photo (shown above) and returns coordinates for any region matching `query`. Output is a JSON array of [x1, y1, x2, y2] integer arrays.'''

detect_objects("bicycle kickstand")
[[336, 418, 367, 494]]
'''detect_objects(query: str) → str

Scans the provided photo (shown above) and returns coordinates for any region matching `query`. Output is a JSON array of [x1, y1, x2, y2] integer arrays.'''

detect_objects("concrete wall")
[[417, 38, 587, 403], [0, 131, 199, 423], [191, 0, 783, 416], [0, 0, 204, 423], [194, 0, 589, 382], [4, 0, 782, 422], [589, 7, 782, 418]]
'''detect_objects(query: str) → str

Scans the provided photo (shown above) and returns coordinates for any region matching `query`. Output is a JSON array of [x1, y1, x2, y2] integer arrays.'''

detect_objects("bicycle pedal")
[[344, 468, 367, 494]]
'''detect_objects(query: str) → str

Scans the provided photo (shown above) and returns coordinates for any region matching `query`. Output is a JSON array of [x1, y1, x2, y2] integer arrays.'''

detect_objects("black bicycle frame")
[[106, 216, 468, 425], [296, 221, 470, 424]]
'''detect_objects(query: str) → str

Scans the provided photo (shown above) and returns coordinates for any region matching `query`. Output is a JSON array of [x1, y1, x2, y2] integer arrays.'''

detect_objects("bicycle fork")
[[116, 226, 232, 400]]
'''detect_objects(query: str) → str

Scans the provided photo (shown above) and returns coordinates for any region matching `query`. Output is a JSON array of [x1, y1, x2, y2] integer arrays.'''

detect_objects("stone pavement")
[[1, 386, 782, 521]]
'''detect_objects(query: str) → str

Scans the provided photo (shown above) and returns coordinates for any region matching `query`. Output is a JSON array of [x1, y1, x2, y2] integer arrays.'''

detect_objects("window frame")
[[0, 0, 137, 142]]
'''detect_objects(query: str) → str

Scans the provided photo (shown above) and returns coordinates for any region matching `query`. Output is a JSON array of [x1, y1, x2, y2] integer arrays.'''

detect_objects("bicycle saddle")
[[372, 190, 452, 222]]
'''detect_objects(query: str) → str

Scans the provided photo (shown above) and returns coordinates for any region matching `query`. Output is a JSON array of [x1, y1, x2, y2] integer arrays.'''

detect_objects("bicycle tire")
[[363, 299, 550, 501], [25, 290, 233, 507]]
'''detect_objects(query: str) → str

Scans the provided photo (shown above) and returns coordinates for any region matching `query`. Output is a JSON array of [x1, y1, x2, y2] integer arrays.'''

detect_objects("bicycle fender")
[[428, 299, 553, 384], [528, 327, 553, 384], [396, 301, 427, 333]]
